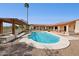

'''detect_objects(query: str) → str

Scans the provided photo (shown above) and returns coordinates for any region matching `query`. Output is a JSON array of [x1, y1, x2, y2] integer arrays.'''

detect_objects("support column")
[[65, 25, 69, 35], [47, 27, 48, 30], [12, 20, 15, 34], [66, 25, 69, 33], [58, 26, 60, 32], [53, 26, 55, 31], [0, 20, 3, 34], [45, 26, 47, 30], [29, 25, 32, 30], [32, 26, 34, 30]]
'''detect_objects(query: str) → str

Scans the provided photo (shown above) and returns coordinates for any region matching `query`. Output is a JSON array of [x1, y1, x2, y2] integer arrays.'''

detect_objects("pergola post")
[[12, 19, 15, 34], [0, 20, 3, 34]]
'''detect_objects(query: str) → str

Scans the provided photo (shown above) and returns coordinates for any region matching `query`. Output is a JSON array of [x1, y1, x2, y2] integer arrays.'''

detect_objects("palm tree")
[[24, 3, 29, 24]]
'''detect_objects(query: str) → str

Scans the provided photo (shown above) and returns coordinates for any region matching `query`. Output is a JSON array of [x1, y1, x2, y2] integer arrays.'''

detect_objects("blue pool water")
[[28, 32, 60, 43]]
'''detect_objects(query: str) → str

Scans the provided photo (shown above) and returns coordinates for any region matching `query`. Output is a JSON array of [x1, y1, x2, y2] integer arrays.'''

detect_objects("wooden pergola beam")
[[0, 18, 28, 34], [0, 20, 3, 34], [12, 19, 15, 34]]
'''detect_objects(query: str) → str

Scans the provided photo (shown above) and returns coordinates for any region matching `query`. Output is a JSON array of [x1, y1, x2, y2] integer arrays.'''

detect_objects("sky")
[[1, 3, 79, 26]]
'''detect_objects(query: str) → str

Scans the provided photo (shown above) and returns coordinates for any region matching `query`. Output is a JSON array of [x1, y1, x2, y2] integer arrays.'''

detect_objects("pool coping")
[[19, 31, 70, 49]]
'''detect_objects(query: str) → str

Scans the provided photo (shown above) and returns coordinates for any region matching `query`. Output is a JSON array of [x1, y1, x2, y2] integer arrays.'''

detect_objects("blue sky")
[[1, 3, 79, 26]]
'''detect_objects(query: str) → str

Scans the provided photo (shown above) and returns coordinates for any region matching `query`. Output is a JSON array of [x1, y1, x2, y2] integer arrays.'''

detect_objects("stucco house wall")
[[75, 20, 79, 33]]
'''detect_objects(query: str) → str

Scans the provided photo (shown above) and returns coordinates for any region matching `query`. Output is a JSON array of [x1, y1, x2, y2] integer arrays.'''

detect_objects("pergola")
[[0, 18, 28, 34]]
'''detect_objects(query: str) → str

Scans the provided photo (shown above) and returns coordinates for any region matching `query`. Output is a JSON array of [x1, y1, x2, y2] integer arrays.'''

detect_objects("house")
[[30, 19, 79, 35]]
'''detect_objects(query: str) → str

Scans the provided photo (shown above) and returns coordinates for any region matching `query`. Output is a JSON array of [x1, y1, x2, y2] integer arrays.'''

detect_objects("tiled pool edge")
[[19, 32, 70, 49]]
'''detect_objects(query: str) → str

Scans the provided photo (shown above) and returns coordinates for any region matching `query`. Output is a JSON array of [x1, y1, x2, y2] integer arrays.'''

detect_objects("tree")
[[24, 3, 29, 24]]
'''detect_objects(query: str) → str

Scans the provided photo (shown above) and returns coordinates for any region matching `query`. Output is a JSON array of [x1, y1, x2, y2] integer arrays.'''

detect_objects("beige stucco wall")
[[60, 26, 64, 32], [68, 23, 75, 32], [30, 20, 79, 33], [75, 20, 79, 33]]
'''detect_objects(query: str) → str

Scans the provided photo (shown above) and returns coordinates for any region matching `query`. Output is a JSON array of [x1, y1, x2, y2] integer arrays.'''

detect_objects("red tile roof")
[[31, 19, 79, 26]]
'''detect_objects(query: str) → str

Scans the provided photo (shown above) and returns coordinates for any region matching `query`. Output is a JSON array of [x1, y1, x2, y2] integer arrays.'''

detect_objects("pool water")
[[28, 32, 60, 44]]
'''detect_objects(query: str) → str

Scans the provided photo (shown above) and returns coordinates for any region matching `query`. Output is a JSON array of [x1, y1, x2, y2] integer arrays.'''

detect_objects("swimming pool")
[[19, 31, 70, 49], [28, 32, 60, 44]]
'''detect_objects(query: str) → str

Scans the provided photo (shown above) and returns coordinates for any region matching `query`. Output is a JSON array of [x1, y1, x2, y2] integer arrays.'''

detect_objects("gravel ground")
[[0, 42, 33, 56], [0, 39, 79, 56]]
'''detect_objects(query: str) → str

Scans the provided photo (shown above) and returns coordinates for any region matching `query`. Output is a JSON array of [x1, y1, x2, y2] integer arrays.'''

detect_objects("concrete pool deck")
[[19, 31, 70, 49], [0, 39, 79, 56], [0, 31, 79, 55]]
